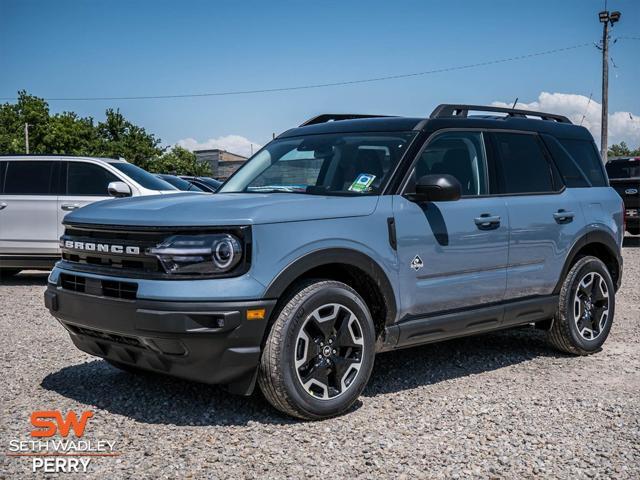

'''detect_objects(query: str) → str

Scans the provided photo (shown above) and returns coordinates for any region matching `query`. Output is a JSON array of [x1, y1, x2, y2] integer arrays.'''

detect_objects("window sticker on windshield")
[[349, 173, 376, 193]]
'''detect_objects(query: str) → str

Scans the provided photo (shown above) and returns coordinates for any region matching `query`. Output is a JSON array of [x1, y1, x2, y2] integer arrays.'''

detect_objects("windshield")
[[606, 159, 640, 179], [111, 163, 177, 191], [158, 174, 203, 191], [220, 132, 416, 195]]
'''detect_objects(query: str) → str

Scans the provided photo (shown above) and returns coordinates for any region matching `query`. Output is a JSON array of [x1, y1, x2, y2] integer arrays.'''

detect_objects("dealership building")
[[194, 149, 248, 179]]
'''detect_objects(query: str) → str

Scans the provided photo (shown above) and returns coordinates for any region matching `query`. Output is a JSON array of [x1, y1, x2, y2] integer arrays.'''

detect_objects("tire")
[[0, 269, 21, 279], [258, 280, 376, 420], [547, 256, 615, 355]]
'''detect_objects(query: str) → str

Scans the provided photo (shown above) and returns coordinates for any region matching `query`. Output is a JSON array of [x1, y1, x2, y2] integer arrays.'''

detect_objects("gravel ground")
[[1, 236, 639, 479]]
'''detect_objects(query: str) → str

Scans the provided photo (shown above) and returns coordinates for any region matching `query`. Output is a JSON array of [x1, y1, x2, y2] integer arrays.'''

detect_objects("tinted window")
[[4, 161, 56, 195], [541, 134, 590, 188], [67, 162, 119, 196], [410, 131, 488, 196], [110, 162, 177, 191], [493, 133, 554, 194], [0, 161, 6, 193], [606, 160, 640, 179], [558, 139, 607, 187]]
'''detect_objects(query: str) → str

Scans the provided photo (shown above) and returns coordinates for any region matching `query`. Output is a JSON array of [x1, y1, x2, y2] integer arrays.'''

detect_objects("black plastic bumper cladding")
[[44, 285, 276, 390]]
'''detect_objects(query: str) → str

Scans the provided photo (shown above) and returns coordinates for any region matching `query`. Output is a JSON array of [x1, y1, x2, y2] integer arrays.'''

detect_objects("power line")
[[0, 42, 594, 102]]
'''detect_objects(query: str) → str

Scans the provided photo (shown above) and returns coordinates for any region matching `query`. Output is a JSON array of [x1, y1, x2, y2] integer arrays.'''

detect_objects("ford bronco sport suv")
[[45, 105, 624, 420]]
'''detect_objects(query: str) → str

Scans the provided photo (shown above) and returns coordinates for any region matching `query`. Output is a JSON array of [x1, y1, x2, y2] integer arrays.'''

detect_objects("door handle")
[[0, 202, 7, 211], [61, 203, 80, 211], [474, 214, 501, 230], [553, 209, 575, 224]]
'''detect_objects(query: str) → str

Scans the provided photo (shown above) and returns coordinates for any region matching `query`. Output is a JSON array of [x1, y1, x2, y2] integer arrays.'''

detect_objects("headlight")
[[148, 234, 243, 275]]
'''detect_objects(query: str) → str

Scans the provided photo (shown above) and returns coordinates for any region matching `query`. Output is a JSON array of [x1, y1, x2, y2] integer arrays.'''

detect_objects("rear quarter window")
[[540, 134, 590, 188], [557, 138, 607, 187]]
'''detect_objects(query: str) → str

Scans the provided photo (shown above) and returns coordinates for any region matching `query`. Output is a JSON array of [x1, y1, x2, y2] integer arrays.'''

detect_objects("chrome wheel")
[[573, 272, 609, 341], [294, 303, 365, 400]]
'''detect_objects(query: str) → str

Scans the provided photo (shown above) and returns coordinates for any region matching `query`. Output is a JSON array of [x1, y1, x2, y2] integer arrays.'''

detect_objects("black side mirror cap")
[[406, 174, 462, 202]]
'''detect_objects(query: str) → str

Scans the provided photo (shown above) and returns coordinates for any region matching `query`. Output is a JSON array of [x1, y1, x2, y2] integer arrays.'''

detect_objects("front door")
[[56, 161, 121, 240], [393, 131, 509, 318]]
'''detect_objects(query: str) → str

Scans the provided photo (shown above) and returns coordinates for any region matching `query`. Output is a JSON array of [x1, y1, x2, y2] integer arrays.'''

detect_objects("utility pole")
[[598, 9, 621, 163], [24, 123, 30, 154]]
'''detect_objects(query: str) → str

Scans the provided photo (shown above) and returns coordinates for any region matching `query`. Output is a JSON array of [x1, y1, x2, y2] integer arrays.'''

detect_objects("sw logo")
[[30, 410, 94, 437], [410, 255, 424, 271]]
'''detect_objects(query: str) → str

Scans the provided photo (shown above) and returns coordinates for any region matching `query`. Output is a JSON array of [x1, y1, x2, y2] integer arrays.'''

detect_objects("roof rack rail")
[[299, 113, 393, 127], [430, 104, 572, 124]]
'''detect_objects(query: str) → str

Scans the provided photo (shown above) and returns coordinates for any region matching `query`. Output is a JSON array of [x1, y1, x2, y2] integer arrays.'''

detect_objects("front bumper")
[[45, 283, 276, 394]]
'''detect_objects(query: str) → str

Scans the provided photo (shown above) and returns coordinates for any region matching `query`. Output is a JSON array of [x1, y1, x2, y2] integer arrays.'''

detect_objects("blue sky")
[[2, 0, 639, 154]]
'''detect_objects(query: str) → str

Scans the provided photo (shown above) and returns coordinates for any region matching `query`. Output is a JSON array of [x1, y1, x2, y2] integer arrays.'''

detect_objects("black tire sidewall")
[[279, 284, 375, 418], [562, 257, 615, 352]]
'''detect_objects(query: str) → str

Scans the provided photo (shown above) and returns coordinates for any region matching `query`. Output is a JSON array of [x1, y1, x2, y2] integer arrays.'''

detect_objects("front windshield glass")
[[111, 162, 177, 191], [220, 132, 416, 195]]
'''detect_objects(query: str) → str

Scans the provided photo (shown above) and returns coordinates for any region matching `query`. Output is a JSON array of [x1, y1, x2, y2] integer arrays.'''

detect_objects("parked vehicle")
[[180, 176, 222, 193], [606, 156, 639, 235], [45, 105, 623, 419], [155, 174, 204, 192], [0, 156, 178, 276]]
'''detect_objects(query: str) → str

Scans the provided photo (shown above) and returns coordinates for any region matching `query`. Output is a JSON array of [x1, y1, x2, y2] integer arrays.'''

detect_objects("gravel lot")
[[1, 236, 639, 479]]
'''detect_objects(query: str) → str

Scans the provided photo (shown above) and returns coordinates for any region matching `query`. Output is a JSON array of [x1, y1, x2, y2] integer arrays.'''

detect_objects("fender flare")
[[263, 248, 398, 325], [553, 230, 623, 294]]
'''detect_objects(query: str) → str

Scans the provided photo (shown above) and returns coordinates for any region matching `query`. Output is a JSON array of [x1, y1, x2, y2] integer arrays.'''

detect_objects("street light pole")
[[24, 123, 30, 154], [598, 9, 621, 163]]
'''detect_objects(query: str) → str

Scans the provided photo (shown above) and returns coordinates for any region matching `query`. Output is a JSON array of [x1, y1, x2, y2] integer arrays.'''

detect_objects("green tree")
[[608, 142, 640, 158], [150, 146, 210, 176]]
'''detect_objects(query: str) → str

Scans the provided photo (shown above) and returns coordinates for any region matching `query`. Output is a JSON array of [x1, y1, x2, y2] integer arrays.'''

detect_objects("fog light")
[[247, 308, 266, 320]]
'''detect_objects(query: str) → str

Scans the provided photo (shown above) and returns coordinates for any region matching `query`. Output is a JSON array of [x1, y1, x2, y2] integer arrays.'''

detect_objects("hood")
[[65, 192, 380, 227]]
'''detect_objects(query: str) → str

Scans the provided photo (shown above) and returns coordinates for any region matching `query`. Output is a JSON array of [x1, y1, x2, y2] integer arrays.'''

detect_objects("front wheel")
[[258, 280, 376, 420], [547, 256, 615, 355]]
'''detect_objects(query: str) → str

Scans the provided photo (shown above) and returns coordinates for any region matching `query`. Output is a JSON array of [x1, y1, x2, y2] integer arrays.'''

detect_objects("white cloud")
[[492, 92, 640, 148], [177, 135, 261, 158]]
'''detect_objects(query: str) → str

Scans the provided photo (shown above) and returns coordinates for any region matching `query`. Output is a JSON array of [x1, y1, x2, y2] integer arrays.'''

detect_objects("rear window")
[[558, 138, 607, 187], [3, 161, 57, 195], [110, 162, 177, 191], [492, 132, 555, 194], [540, 134, 590, 188], [606, 159, 640, 179]]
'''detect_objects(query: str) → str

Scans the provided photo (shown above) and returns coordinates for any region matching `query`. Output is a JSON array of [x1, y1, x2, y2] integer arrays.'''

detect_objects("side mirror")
[[108, 181, 132, 198], [408, 174, 461, 202]]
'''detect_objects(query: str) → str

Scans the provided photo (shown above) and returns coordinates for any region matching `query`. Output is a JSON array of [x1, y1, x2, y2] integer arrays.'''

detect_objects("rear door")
[[487, 131, 584, 299], [56, 160, 120, 239], [393, 130, 509, 316], [0, 160, 61, 257]]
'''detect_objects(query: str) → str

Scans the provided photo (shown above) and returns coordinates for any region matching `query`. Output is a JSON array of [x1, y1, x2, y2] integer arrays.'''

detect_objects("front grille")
[[60, 273, 138, 300], [59, 224, 251, 279]]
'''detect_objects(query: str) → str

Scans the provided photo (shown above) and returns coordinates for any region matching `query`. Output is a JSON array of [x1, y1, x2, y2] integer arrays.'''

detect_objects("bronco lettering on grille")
[[63, 240, 140, 255]]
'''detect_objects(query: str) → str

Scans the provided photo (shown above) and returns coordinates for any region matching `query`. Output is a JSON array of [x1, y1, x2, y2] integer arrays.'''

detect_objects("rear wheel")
[[258, 280, 376, 420], [547, 256, 615, 355]]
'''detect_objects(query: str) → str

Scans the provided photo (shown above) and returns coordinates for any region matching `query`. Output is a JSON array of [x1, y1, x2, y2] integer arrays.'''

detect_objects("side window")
[[409, 131, 488, 196], [540, 134, 590, 187], [557, 138, 607, 187], [67, 162, 119, 196], [4, 161, 56, 195], [0, 161, 6, 193], [492, 132, 555, 194]]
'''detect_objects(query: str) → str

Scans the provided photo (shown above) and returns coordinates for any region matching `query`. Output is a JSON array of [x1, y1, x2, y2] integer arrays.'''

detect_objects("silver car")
[[0, 156, 178, 276]]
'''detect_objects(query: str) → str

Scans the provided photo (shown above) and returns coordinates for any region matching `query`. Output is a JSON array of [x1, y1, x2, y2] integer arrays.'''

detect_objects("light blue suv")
[[45, 104, 624, 419]]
